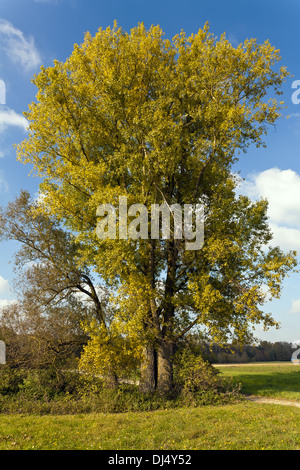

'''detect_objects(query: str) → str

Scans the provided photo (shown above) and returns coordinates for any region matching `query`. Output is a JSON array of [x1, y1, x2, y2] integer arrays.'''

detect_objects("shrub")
[[174, 349, 241, 405], [0, 366, 27, 395], [0, 359, 241, 415]]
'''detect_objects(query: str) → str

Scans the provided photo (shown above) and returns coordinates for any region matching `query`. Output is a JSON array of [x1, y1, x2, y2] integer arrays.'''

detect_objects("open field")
[[1, 362, 300, 450], [216, 362, 300, 401]]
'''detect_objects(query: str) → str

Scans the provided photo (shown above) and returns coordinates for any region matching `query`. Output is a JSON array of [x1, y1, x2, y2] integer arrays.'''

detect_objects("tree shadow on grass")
[[229, 370, 300, 398]]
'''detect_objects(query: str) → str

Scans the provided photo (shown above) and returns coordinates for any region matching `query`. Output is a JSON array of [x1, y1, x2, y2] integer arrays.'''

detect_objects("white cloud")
[[0, 19, 41, 72], [291, 299, 300, 314], [0, 277, 16, 310], [269, 223, 300, 252], [239, 168, 300, 251], [240, 168, 300, 228], [0, 275, 10, 295], [0, 108, 28, 132], [0, 299, 16, 309]]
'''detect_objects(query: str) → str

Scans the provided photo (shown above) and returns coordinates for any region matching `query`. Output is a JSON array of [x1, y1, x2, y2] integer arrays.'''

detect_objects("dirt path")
[[215, 362, 296, 367], [246, 395, 300, 408]]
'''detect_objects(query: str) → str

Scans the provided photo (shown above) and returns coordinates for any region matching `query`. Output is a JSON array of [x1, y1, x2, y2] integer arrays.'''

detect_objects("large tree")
[[16, 22, 297, 392]]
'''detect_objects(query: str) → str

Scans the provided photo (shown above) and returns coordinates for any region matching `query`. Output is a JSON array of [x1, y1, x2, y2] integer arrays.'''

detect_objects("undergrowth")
[[0, 353, 241, 415]]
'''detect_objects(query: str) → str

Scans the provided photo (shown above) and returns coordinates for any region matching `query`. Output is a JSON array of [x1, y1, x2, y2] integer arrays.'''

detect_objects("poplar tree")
[[16, 22, 297, 392]]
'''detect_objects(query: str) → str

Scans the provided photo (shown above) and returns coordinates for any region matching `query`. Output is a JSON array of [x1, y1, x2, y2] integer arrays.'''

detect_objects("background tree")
[[16, 22, 297, 393], [0, 190, 108, 328], [0, 299, 86, 369], [0, 191, 133, 385]]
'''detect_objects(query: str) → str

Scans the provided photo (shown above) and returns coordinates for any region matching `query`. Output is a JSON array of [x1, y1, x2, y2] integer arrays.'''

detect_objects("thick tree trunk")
[[139, 344, 157, 393], [104, 370, 119, 389], [155, 238, 177, 394], [139, 238, 177, 394], [157, 339, 174, 393]]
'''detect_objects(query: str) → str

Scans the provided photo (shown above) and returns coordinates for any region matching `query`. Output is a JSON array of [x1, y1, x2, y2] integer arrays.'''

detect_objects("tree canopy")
[[15, 22, 297, 392]]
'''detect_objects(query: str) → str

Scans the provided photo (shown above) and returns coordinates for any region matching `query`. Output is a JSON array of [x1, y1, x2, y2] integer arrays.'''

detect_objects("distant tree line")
[[200, 340, 295, 363]]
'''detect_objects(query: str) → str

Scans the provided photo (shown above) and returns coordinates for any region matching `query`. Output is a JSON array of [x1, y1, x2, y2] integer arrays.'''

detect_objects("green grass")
[[0, 402, 300, 450], [1, 362, 300, 450], [216, 362, 300, 401]]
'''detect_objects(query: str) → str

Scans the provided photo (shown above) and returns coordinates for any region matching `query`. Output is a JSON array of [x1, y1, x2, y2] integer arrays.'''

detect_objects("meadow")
[[1, 362, 300, 450], [216, 362, 300, 401]]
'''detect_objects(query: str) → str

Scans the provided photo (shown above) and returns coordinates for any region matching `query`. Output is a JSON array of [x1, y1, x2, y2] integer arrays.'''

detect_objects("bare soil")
[[246, 395, 300, 408]]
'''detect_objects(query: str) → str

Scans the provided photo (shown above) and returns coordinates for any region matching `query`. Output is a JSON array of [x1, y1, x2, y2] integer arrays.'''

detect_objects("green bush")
[[173, 349, 241, 405], [0, 367, 105, 414], [18, 369, 99, 400], [0, 367, 28, 395]]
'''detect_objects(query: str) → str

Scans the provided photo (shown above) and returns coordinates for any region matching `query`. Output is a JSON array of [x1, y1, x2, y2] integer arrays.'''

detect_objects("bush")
[[174, 349, 241, 405], [0, 366, 28, 395], [0, 367, 105, 414], [17, 368, 105, 400]]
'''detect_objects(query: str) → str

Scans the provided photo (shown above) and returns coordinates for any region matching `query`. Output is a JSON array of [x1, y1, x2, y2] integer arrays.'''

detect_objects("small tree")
[[0, 191, 128, 382], [0, 299, 85, 369]]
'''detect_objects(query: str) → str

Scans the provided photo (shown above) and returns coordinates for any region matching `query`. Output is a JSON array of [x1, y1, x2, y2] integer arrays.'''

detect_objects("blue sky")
[[1, 0, 300, 344]]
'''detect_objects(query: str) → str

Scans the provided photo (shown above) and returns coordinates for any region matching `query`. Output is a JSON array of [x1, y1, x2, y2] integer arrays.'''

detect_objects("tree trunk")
[[139, 344, 157, 392], [156, 238, 177, 394], [157, 339, 173, 393], [104, 370, 119, 389]]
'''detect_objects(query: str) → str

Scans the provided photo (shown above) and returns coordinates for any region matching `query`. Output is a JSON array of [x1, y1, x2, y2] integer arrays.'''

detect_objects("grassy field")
[[1, 362, 300, 450], [216, 362, 300, 401], [0, 402, 300, 450]]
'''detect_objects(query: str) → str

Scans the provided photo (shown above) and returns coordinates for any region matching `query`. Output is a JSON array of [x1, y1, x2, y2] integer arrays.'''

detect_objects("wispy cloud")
[[0, 275, 10, 295], [0, 19, 41, 72], [33, 0, 76, 7], [0, 170, 8, 192], [227, 33, 240, 47], [0, 108, 28, 133], [34, 0, 58, 3], [291, 299, 300, 314]]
